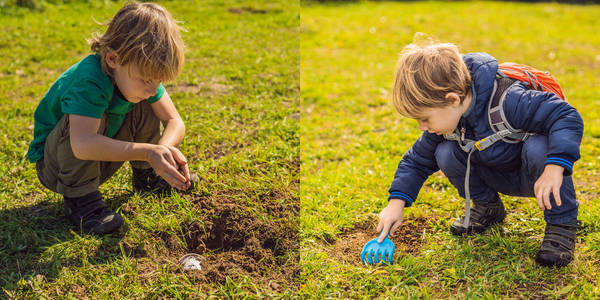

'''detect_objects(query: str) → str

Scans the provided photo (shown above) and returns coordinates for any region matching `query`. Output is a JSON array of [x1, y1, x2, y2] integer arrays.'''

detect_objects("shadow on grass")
[[0, 195, 131, 293]]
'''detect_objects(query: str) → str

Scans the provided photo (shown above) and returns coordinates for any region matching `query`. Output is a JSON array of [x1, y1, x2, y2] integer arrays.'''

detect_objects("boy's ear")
[[445, 92, 461, 107], [105, 50, 118, 68]]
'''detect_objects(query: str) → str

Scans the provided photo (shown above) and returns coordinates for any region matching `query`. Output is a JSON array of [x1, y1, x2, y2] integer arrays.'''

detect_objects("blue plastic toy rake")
[[360, 235, 395, 265]]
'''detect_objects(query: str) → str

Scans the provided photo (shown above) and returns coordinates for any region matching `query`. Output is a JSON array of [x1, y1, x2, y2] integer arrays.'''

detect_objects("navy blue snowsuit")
[[388, 53, 584, 224]]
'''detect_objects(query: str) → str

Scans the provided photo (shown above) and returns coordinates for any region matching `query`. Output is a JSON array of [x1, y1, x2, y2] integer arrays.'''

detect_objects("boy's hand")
[[164, 145, 191, 186], [534, 164, 564, 211], [376, 199, 406, 243], [146, 145, 189, 190]]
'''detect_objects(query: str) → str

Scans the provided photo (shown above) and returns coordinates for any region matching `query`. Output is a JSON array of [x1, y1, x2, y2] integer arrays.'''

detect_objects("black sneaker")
[[535, 220, 580, 267], [64, 191, 123, 235], [132, 167, 198, 196], [450, 195, 506, 236]]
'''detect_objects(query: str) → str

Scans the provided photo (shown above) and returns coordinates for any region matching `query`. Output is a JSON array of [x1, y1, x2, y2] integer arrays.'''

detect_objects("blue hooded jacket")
[[388, 52, 584, 207]]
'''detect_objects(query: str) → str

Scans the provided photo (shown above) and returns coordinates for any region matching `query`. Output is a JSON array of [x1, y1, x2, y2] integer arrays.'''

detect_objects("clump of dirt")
[[328, 217, 433, 266], [155, 188, 299, 288]]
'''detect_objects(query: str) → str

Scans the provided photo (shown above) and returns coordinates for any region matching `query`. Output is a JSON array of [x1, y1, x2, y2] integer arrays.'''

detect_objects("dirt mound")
[[156, 188, 299, 288], [328, 217, 433, 266]]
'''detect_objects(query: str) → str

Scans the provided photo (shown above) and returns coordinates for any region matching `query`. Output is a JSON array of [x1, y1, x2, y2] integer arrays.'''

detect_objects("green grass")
[[301, 1, 600, 298], [0, 0, 299, 298]]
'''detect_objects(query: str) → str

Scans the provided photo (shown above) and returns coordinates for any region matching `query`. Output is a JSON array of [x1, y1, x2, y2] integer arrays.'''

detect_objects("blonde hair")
[[89, 1, 185, 82], [392, 38, 471, 119]]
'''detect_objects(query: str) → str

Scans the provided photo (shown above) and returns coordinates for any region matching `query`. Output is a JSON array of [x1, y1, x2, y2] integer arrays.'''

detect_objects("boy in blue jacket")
[[376, 42, 583, 267]]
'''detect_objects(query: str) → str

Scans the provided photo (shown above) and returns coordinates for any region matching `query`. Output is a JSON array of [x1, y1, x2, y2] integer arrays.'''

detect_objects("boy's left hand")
[[534, 164, 564, 211]]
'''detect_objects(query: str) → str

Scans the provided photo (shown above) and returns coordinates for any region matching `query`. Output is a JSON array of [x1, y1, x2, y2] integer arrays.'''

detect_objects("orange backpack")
[[485, 62, 567, 146], [497, 62, 567, 100]]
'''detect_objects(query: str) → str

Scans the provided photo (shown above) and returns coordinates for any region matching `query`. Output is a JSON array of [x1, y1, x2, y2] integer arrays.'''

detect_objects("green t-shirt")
[[26, 54, 165, 163]]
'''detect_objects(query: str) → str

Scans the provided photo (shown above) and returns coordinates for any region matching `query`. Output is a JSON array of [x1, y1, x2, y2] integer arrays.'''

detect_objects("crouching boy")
[[377, 41, 583, 267], [27, 2, 197, 235]]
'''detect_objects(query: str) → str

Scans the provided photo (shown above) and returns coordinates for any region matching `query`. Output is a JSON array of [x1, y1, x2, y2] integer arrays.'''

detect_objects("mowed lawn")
[[0, 0, 299, 298], [301, 1, 600, 298]]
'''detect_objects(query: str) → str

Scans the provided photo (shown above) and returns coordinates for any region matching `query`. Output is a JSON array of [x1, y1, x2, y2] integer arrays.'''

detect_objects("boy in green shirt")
[[27, 2, 196, 235]]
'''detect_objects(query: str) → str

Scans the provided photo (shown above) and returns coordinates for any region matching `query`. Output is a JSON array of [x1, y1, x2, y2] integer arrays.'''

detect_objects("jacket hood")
[[461, 52, 498, 124]]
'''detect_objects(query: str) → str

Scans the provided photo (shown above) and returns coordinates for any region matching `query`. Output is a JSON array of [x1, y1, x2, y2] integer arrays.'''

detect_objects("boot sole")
[[535, 251, 572, 268]]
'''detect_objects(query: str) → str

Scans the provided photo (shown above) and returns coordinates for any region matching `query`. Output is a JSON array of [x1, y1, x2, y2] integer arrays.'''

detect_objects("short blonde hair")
[[89, 1, 185, 82], [392, 41, 471, 119]]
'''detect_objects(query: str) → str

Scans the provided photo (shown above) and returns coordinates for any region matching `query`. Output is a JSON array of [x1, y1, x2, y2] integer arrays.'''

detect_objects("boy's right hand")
[[164, 145, 191, 188], [376, 199, 406, 243], [146, 144, 189, 190]]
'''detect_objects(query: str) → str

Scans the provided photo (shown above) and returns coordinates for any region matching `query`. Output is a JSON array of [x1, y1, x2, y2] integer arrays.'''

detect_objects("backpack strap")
[[444, 73, 537, 229], [486, 76, 533, 146], [444, 128, 476, 152], [444, 75, 534, 152]]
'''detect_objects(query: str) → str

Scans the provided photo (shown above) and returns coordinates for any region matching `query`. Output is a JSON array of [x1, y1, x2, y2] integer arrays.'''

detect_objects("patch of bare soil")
[[156, 188, 299, 289], [328, 217, 433, 266]]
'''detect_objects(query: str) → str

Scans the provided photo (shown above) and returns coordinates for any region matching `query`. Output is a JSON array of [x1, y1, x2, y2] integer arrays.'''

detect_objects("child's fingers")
[[171, 147, 188, 165], [175, 159, 191, 182], [376, 219, 383, 233], [553, 186, 562, 206], [164, 163, 187, 184], [163, 151, 178, 168], [181, 163, 191, 183], [170, 149, 191, 182], [389, 221, 402, 237], [535, 187, 545, 211], [160, 166, 188, 190], [543, 187, 552, 210], [377, 222, 391, 243], [172, 167, 188, 184]]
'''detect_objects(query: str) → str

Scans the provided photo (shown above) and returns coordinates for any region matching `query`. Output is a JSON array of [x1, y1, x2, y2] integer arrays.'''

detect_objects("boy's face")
[[414, 93, 471, 135], [106, 52, 160, 103]]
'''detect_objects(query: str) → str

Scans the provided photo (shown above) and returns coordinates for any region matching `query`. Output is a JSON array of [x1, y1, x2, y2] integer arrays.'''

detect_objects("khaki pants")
[[36, 101, 160, 198]]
